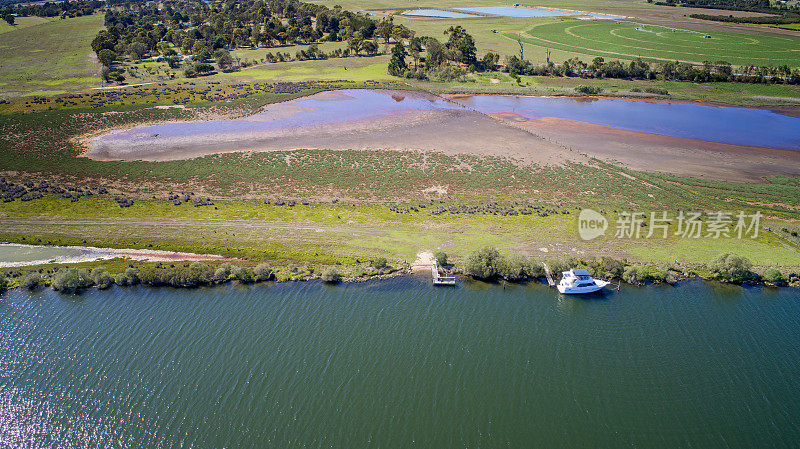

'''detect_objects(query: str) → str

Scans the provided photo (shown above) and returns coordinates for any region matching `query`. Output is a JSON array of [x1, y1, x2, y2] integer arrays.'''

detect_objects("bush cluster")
[[464, 247, 543, 281], [710, 253, 754, 283]]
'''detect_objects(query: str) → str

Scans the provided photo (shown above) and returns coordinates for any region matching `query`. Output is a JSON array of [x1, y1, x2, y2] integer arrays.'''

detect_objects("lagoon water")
[[93, 90, 462, 147], [455, 95, 800, 150], [452, 7, 622, 19], [91, 90, 800, 156], [1, 278, 799, 448], [454, 6, 574, 17], [0, 243, 83, 265], [403, 9, 479, 18]]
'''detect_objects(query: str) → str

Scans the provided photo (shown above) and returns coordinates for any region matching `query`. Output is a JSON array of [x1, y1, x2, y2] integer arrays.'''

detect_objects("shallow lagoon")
[[403, 9, 479, 18], [1, 278, 799, 448], [455, 95, 800, 150], [93, 90, 463, 145], [454, 6, 573, 17], [91, 90, 800, 153]]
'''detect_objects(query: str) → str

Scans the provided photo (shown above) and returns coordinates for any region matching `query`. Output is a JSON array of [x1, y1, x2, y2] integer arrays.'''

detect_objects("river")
[[1, 278, 798, 448]]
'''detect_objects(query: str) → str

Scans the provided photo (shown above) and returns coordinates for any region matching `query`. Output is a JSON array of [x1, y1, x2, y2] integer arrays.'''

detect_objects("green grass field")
[[0, 16, 53, 34], [0, 14, 104, 97], [0, 191, 798, 270], [517, 19, 800, 66]]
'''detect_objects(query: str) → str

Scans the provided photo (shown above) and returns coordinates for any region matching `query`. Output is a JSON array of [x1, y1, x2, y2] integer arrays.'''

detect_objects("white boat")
[[557, 268, 610, 294]]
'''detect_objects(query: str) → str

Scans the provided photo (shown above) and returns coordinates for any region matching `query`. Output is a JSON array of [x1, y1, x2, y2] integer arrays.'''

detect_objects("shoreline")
[[0, 242, 233, 268], [0, 270, 795, 295]]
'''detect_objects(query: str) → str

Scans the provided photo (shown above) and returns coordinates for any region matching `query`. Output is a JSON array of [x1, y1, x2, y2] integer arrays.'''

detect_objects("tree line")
[[92, 0, 411, 73], [1, 0, 101, 25], [501, 55, 800, 84], [387, 26, 800, 85]]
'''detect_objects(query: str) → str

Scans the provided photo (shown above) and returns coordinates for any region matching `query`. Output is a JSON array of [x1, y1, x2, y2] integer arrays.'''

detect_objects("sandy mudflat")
[[494, 114, 800, 181], [0, 243, 231, 268], [83, 90, 571, 166], [83, 89, 800, 181]]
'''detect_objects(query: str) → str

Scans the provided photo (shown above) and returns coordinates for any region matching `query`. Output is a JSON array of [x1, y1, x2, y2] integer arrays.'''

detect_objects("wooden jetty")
[[432, 262, 456, 286], [541, 262, 556, 287]]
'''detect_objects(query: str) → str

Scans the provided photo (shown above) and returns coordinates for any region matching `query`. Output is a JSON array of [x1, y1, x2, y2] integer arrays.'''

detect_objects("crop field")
[[0, 14, 104, 97], [516, 19, 800, 66]]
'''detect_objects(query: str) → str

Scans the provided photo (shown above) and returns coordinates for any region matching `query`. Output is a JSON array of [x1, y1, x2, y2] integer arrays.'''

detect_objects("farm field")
[[517, 20, 800, 66]]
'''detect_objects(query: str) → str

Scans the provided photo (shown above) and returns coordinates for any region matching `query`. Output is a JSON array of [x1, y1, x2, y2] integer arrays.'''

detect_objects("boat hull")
[[557, 280, 610, 295]]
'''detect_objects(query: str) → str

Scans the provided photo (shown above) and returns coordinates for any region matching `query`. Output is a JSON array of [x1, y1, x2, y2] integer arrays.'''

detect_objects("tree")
[[408, 37, 423, 70], [423, 37, 444, 69], [377, 18, 394, 44], [444, 25, 476, 64], [98, 49, 117, 67], [347, 35, 363, 55], [361, 40, 378, 55], [215, 49, 233, 69], [387, 43, 407, 76], [3, 14, 15, 26], [126, 42, 148, 60], [481, 52, 499, 71]]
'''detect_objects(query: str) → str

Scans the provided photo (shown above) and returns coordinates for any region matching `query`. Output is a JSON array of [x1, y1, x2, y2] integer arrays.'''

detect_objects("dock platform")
[[432, 263, 456, 286]]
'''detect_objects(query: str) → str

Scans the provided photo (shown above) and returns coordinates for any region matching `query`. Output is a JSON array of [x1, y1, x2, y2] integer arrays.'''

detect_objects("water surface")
[[93, 90, 462, 146], [1, 278, 798, 448], [0, 243, 83, 265], [454, 6, 574, 17], [404, 9, 478, 18], [455, 95, 800, 150]]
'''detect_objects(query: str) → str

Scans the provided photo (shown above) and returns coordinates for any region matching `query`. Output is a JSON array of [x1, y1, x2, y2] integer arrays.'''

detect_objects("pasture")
[[0, 14, 104, 97], [517, 20, 800, 66]]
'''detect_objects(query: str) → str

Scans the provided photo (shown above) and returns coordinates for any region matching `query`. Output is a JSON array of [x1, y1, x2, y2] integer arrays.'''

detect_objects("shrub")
[[763, 268, 785, 285], [622, 265, 667, 285], [321, 267, 342, 283], [644, 86, 669, 95], [213, 262, 233, 282], [434, 252, 448, 267], [710, 253, 753, 283], [429, 65, 467, 82], [525, 261, 545, 278], [91, 268, 115, 289], [254, 264, 273, 282], [575, 85, 603, 95], [21, 272, 42, 290], [547, 257, 578, 277], [51, 268, 94, 293], [232, 266, 254, 284], [465, 247, 502, 279], [137, 263, 214, 288], [371, 257, 388, 269], [0, 273, 7, 292], [194, 63, 214, 73], [114, 267, 139, 286], [497, 254, 527, 281]]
